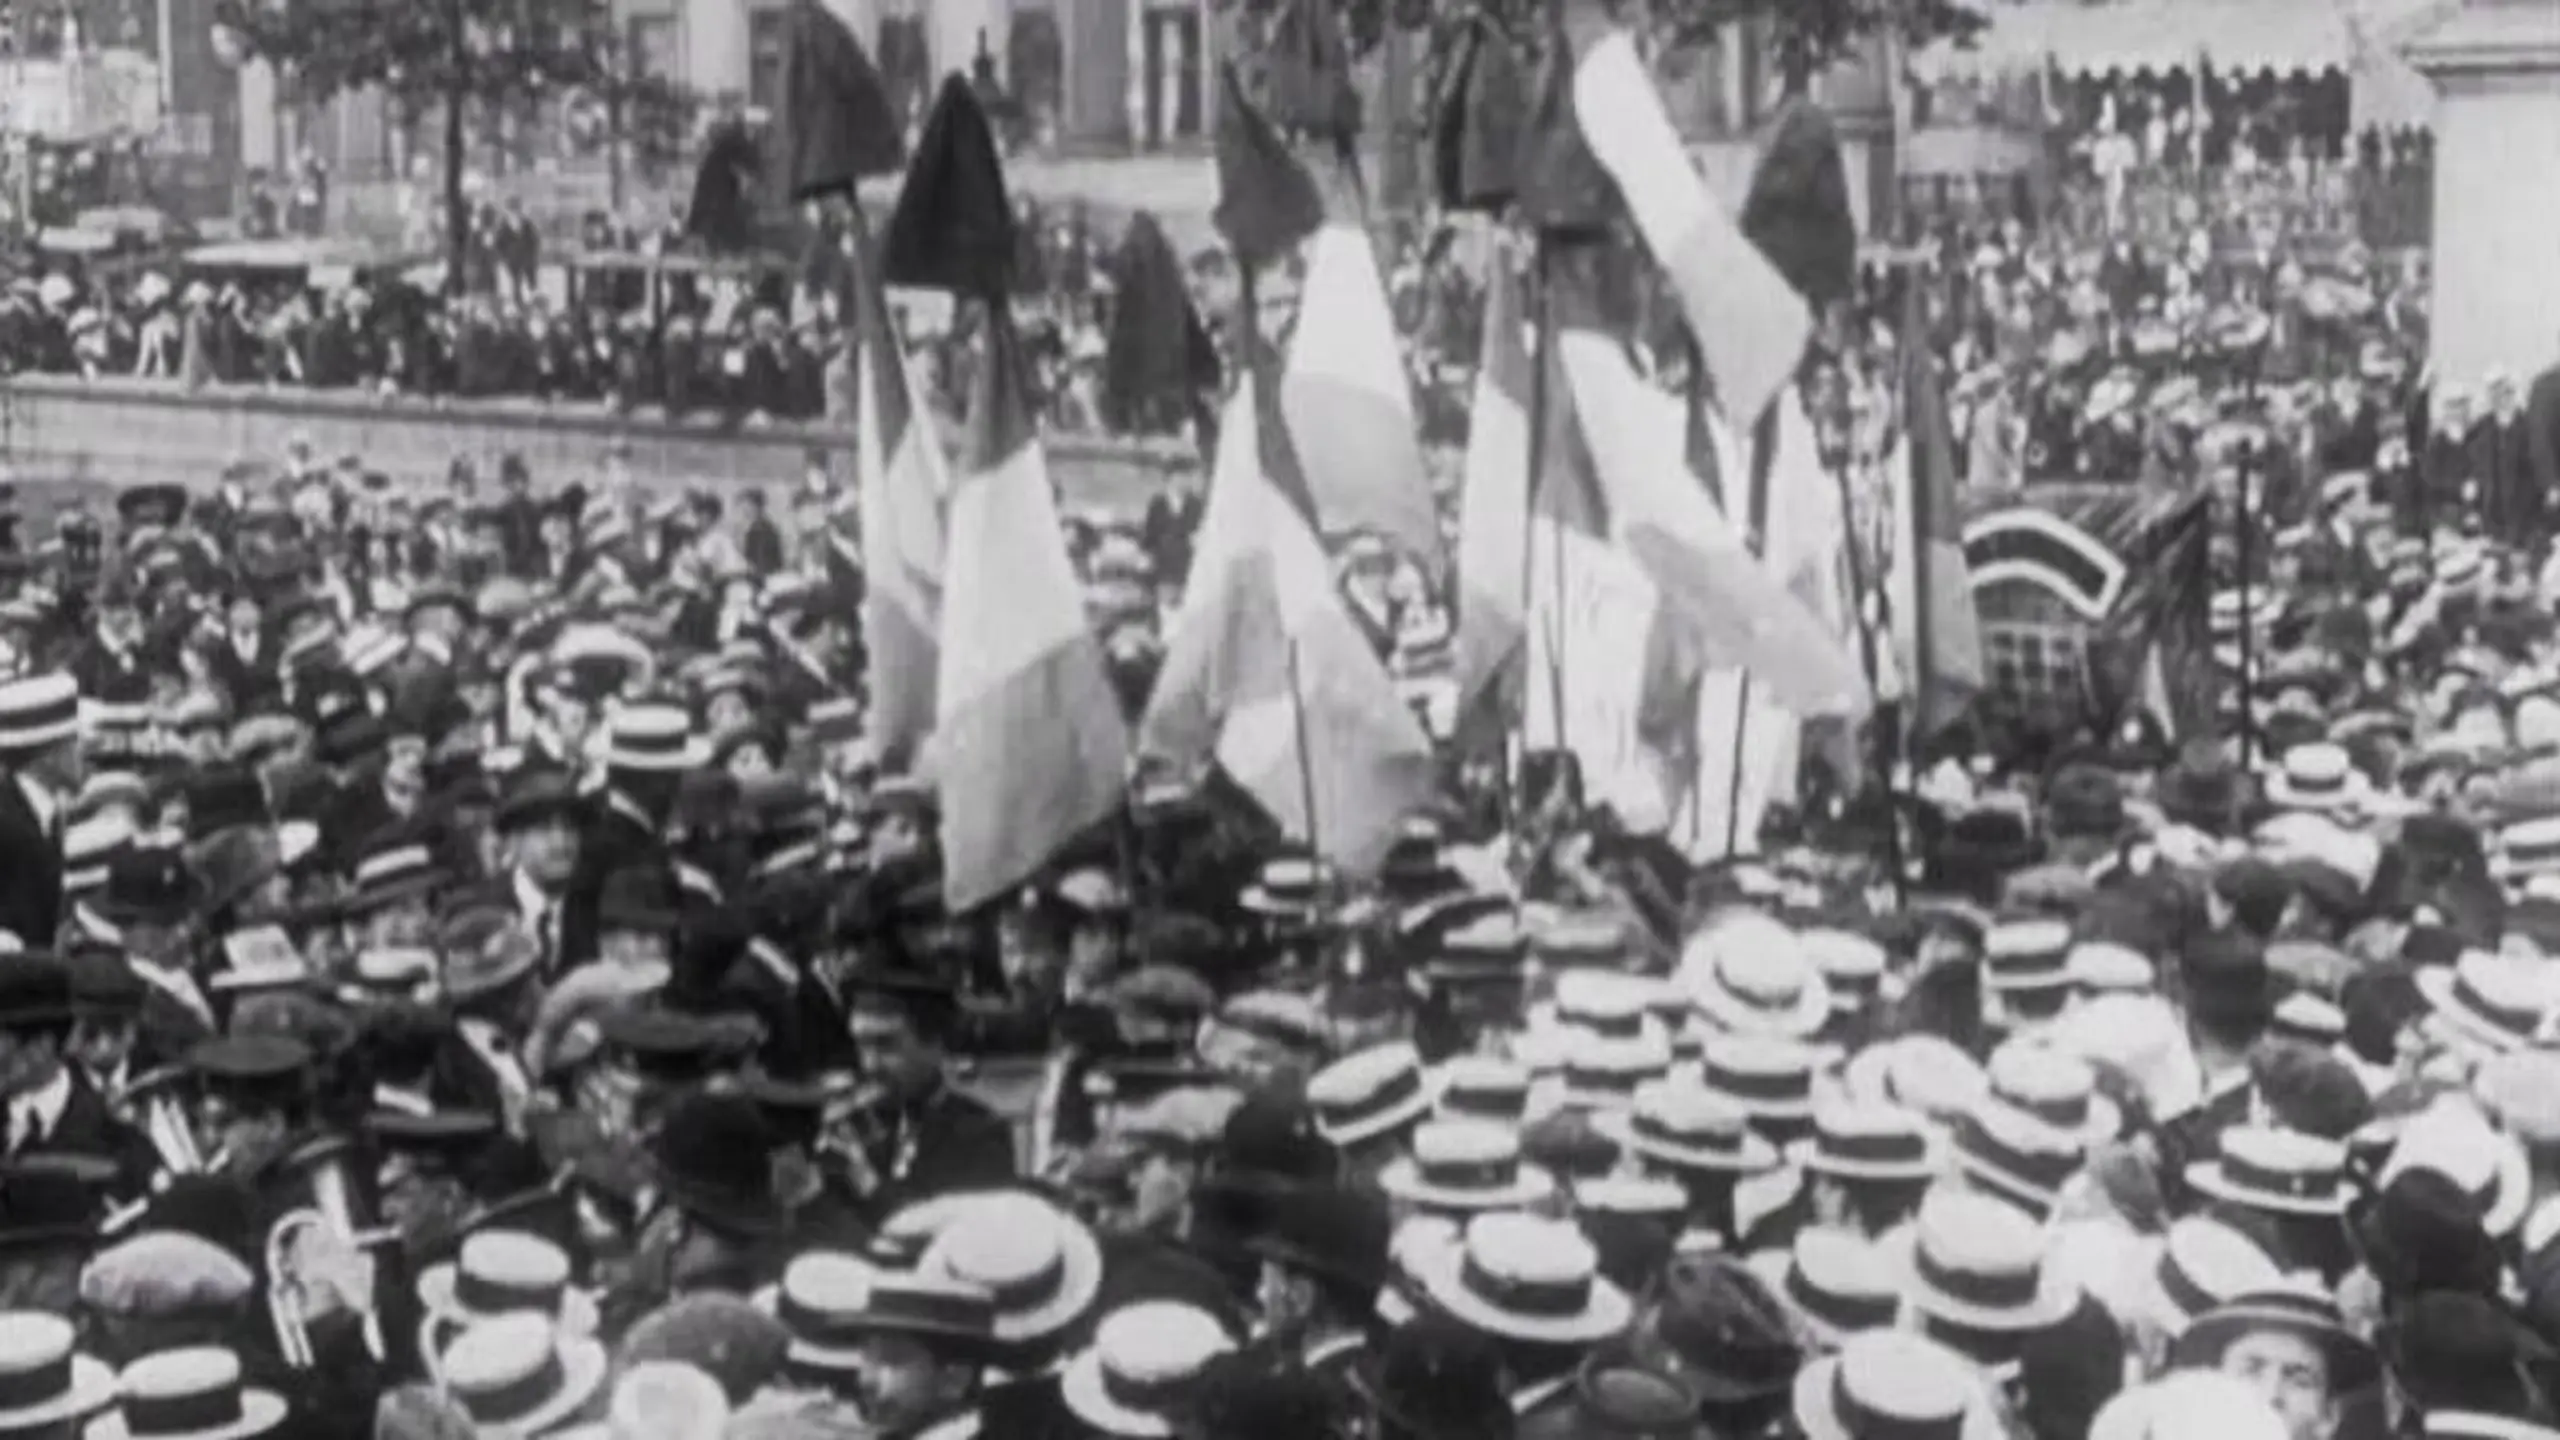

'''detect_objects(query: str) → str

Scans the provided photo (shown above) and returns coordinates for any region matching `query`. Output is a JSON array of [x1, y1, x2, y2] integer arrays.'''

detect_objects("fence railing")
[[1900, 160, 2432, 255]]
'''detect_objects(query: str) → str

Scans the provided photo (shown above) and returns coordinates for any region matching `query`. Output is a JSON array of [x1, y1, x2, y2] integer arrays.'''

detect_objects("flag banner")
[[1452, 250, 1532, 730], [1555, 329, 1868, 720], [1671, 668, 1800, 863], [935, 314, 1131, 912], [1520, 518, 1673, 820], [1139, 381, 1436, 877], [1282, 222, 1443, 563], [1887, 289, 1988, 742], [1570, 26, 1811, 425], [850, 230, 949, 773]]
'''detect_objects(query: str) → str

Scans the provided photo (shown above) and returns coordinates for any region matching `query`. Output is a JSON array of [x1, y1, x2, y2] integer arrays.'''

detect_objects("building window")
[[748, 6, 788, 113], [626, 14, 677, 83]]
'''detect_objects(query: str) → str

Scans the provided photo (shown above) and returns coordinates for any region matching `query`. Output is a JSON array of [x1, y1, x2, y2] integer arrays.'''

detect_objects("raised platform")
[[0, 377, 1197, 513]]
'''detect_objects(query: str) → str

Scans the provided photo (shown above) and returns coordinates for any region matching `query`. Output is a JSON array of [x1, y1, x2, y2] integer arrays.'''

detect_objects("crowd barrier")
[[0, 376, 1198, 509]]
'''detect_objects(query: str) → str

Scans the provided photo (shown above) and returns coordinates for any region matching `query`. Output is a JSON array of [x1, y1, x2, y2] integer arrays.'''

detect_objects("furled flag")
[[780, 0, 905, 201], [1282, 219, 1442, 565], [1553, 325, 1867, 719], [937, 308, 1131, 911], [1567, 11, 1809, 426], [846, 192, 950, 773], [1138, 366, 1438, 877], [1886, 283, 1987, 742], [1212, 64, 1324, 273], [1102, 212, 1220, 437], [1741, 100, 1862, 316], [883, 77, 1019, 295], [683, 116, 765, 252]]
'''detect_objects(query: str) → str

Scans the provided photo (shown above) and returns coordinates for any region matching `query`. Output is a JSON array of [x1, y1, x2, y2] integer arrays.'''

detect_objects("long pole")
[[1523, 236, 1566, 786], [1832, 451, 1905, 903], [2234, 437, 2257, 768]]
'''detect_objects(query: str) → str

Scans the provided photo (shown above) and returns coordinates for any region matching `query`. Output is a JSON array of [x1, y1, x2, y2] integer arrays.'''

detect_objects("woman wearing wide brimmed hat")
[[1057, 1302, 1234, 1438], [434, 1312, 608, 1439], [1792, 1331, 2003, 1440], [81, 1345, 286, 1440], [1378, 1120, 1555, 1214], [1417, 1211, 1631, 1348]]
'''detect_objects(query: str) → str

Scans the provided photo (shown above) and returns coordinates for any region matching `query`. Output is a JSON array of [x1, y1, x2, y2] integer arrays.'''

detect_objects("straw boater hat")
[[2186, 1127, 2352, 1217], [1981, 917, 2074, 996], [1679, 915, 1832, 1039], [1558, 1031, 1673, 1112], [1755, 1229, 1903, 1347], [1379, 1121, 1556, 1212], [1699, 1036, 1820, 1122], [601, 704, 707, 772], [1949, 1101, 2083, 1218], [416, 1230, 600, 1346], [1787, 1100, 1940, 1184], [434, 1312, 608, 1440], [1597, 1079, 1780, 1176], [0, 1311, 113, 1434], [1419, 1211, 1632, 1345], [82, 1346, 285, 1440], [0, 673, 82, 756], [2417, 951, 2560, 1055], [2137, 1217, 2282, 1341], [1985, 1043, 2121, 1148], [2266, 743, 2371, 813], [1306, 1043, 1437, 1147], [770, 1252, 997, 1376], [915, 1192, 1105, 1344], [1433, 1056, 1532, 1126], [1059, 1303, 1235, 1439], [1902, 1191, 2076, 1333], [1791, 1331, 2003, 1440], [1844, 1036, 1989, 1126], [2374, 1097, 2530, 1238]]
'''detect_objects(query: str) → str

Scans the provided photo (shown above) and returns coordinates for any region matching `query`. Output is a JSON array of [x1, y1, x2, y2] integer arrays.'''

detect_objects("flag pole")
[[1284, 635, 1325, 867], [1237, 250, 1328, 870], [1522, 233, 1569, 800]]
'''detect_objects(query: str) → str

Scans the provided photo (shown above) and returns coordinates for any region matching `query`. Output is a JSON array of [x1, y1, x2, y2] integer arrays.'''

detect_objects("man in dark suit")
[[0, 954, 150, 1196], [836, 973, 1016, 1224], [0, 672, 83, 951], [2530, 343, 2560, 523]]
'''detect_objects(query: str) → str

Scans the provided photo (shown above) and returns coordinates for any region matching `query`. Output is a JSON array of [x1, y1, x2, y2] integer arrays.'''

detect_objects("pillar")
[[2404, 0, 2560, 388], [1062, 0, 1130, 148], [685, 0, 750, 103]]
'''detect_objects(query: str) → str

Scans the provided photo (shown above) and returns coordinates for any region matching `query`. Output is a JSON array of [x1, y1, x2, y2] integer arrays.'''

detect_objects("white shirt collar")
[[512, 868, 550, 917], [15, 1067, 72, 1141], [2524, 1198, 2560, 1261]]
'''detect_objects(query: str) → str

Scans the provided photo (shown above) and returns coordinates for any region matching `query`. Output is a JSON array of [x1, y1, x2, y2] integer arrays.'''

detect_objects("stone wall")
[[0, 377, 1196, 512]]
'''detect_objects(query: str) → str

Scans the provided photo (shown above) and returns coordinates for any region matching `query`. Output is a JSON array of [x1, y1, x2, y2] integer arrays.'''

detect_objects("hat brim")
[[1059, 1348, 1183, 1439], [82, 1386, 285, 1440], [2181, 1161, 2352, 1217], [2375, 1124, 2532, 1238], [1905, 1258, 2076, 1333], [1790, 1355, 2003, 1440], [1594, 1113, 1782, 1174], [1237, 887, 1326, 919], [602, 740, 709, 773], [1693, 976, 1834, 1040], [416, 1263, 601, 1337], [917, 1209, 1105, 1344], [2415, 967, 2539, 1056], [1313, 1082, 1440, 1150], [2169, 1306, 2381, 1394], [0, 1355, 113, 1432], [2263, 774, 2371, 813], [1417, 1248, 1632, 1346], [443, 1337, 606, 1440], [1377, 1160, 1556, 1213], [1785, 1136, 1943, 1184]]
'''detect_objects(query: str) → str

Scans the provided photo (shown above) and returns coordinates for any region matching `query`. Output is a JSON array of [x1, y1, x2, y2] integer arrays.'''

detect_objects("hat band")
[[0, 1354, 71, 1410], [1566, 1012, 1644, 1041], [1315, 1067, 1424, 1133], [1703, 1064, 1810, 1105], [1833, 1371, 1964, 1440], [1817, 1126, 1928, 1171], [779, 1293, 867, 1350], [1954, 1119, 2075, 1200], [1790, 1268, 1897, 1337], [456, 1268, 562, 1317], [2450, 974, 2542, 1040], [1458, 1255, 1591, 1319], [1914, 1246, 2039, 1314], [1563, 1064, 1647, 1096], [2271, 1016, 2341, 1046], [126, 1384, 245, 1439], [1986, 954, 2070, 987], [2284, 769, 2348, 797], [1416, 1156, 1521, 1192], [2217, 1153, 2338, 1205], [984, 1252, 1068, 1316], [2006, 1090, 2090, 1132], [456, 1350, 565, 1428], [2154, 1248, 2216, 1322], [1633, 1112, 1744, 1160], [1718, 977, 1808, 1017], [1440, 1086, 1527, 1122], [1099, 1361, 1192, 1415]]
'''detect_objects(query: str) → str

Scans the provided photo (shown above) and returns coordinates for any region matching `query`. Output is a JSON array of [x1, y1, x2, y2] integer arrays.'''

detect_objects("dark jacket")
[[862, 1082, 1018, 1223], [0, 775, 63, 952]]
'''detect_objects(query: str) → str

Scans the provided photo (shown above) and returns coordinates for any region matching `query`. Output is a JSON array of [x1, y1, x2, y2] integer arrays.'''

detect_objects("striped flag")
[[1553, 326, 1867, 720], [935, 310, 1130, 912], [1569, 20, 1811, 427], [1138, 366, 1436, 877], [1885, 286, 1987, 742], [1281, 221, 1442, 563], [848, 227, 949, 773]]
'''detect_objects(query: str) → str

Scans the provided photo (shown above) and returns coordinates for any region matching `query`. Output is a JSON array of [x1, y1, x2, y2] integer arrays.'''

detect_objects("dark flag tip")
[[1262, 0, 1360, 143], [1102, 210, 1220, 436], [1212, 67, 1323, 273], [1514, 27, 1619, 239], [1742, 98, 1858, 311], [781, 0, 905, 202], [882, 76, 1018, 296], [1431, 17, 1527, 216]]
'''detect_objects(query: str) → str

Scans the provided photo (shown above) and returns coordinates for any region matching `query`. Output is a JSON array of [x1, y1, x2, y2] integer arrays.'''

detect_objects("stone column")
[[1062, 0, 1130, 148], [2404, 0, 2560, 388]]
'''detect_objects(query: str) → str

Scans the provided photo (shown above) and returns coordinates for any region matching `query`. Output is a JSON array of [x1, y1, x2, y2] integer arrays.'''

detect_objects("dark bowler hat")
[[1240, 1183, 1390, 1300], [86, 846, 201, 930], [649, 1091, 794, 1239], [1348, 1313, 1516, 1440], [0, 956, 72, 1033], [494, 768, 582, 831]]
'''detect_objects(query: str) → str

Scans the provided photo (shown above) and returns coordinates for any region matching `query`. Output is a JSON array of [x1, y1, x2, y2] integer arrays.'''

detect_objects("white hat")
[[1985, 1042, 2121, 1148], [1761, 1229, 1904, 1346], [1597, 1078, 1779, 1175], [1903, 1191, 2075, 1332], [2265, 743, 2370, 813], [1791, 1331, 2002, 1440], [2417, 951, 2560, 1055], [1787, 1099, 1939, 1183], [435, 1312, 608, 1440], [1680, 914, 1832, 1038], [0, 672, 81, 752], [2089, 1372, 2286, 1440], [1378, 1121, 1555, 1212], [1058, 1303, 1233, 1438], [0, 1312, 113, 1433], [2137, 1217, 2281, 1339], [1306, 1043, 1436, 1147], [82, 1346, 283, 1440], [416, 1230, 600, 1339], [917, 1192, 1105, 1343], [2376, 1097, 2530, 1236], [2185, 1127, 2352, 1217], [1418, 1211, 1632, 1345], [601, 704, 707, 772]]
